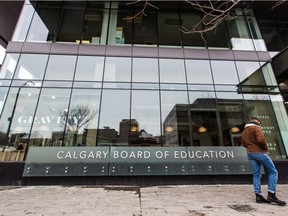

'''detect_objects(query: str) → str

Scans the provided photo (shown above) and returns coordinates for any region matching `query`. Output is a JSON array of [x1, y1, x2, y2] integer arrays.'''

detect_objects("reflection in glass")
[[44, 55, 77, 80], [189, 91, 219, 146], [104, 57, 131, 82], [108, 9, 132, 45], [0, 54, 19, 83], [0, 87, 40, 150], [243, 94, 285, 159], [180, 13, 205, 48], [74, 56, 104, 81], [211, 61, 238, 84], [64, 89, 101, 147], [14, 54, 48, 80], [133, 11, 157, 46], [132, 58, 158, 83], [30, 88, 71, 147], [216, 92, 245, 146], [236, 61, 264, 85], [56, 2, 86, 43], [131, 90, 161, 146], [159, 59, 186, 83], [161, 90, 190, 146], [186, 60, 212, 84], [97, 89, 130, 146], [158, 12, 181, 47]]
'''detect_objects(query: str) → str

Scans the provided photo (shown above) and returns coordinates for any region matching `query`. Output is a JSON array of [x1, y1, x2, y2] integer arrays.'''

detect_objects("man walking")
[[241, 116, 286, 206]]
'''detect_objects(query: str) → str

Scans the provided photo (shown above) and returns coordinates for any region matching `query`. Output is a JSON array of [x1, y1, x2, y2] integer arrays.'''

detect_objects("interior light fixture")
[[230, 126, 240, 133], [198, 126, 207, 133], [165, 126, 173, 132], [131, 126, 138, 132]]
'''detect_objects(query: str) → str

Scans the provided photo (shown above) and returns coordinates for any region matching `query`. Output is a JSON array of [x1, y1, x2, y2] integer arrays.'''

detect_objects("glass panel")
[[158, 12, 182, 47], [63, 89, 101, 147], [180, 13, 205, 48], [243, 94, 285, 159], [189, 91, 220, 146], [0, 87, 9, 114], [104, 57, 131, 82], [236, 61, 263, 85], [246, 16, 267, 51], [0, 87, 40, 154], [97, 89, 130, 146], [74, 56, 104, 81], [216, 91, 245, 147], [159, 59, 186, 83], [0, 54, 19, 80], [133, 12, 157, 46], [211, 61, 239, 84], [13, 54, 48, 80], [205, 19, 230, 49], [30, 88, 71, 147], [56, 2, 86, 43], [12, 3, 34, 42], [108, 7, 133, 45], [185, 60, 212, 84], [132, 58, 159, 83], [161, 90, 190, 146], [82, 5, 106, 45], [227, 16, 254, 50], [44, 55, 76, 80], [131, 90, 161, 146], [27, 1, 61, 42], [257, 20, 283, 51]]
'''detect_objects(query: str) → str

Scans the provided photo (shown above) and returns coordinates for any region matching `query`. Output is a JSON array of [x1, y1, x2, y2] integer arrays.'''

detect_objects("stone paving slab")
[[0, 184, 287, 216]]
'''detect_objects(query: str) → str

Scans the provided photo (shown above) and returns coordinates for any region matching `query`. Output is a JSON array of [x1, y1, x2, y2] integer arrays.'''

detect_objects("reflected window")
[[44, 55, 77, 80], [211, 61, 239, 84], [159, 59, 186, 83], [189, 91, 219, 146], [74, 56, 104, 81], [98, 89, 130, 146], [216, 92, 245, 146], [132, 58, 159, 83], [186, 60, 212, 84], [131, 90, 161, 146], [161, 90, 190, 146], [14, 54, 48, 80]]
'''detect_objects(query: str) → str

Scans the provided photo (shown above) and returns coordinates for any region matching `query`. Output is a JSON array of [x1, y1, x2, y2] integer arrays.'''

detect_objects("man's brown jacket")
[[241, 122, 269, 154]]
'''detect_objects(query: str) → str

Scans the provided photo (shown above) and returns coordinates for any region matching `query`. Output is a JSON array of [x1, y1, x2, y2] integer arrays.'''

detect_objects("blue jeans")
[[247, 153, 278, 194]]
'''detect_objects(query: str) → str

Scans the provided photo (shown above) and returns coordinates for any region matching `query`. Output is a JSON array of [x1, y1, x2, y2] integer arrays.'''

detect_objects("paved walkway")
[[0, 184, 287, 216]]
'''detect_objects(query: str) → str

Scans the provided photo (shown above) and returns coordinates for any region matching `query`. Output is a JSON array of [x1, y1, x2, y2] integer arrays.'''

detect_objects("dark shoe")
[[256, 193, 271, 203], [267, 192, 287, 206]]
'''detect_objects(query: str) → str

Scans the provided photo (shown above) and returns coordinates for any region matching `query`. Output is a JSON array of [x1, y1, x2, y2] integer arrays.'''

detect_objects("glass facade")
[[1, 1, 288, 164]]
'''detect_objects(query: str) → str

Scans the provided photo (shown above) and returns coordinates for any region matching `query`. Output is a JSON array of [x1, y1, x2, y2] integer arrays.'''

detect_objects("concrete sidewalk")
[[0, 184, 287, 216]]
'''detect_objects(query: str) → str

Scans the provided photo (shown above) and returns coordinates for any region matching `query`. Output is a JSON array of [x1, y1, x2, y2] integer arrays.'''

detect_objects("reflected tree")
[[59, 105, 98, 146]]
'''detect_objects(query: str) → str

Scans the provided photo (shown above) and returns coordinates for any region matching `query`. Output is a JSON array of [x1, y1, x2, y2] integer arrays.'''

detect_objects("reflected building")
[[0, 1, 288, 182]]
